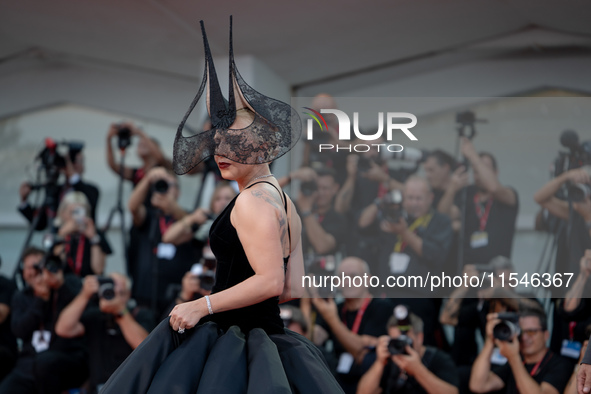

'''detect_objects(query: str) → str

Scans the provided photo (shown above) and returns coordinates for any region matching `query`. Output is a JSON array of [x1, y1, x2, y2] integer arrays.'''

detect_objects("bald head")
[[403, 176, 433, 218], [311, 93, 337, 111]]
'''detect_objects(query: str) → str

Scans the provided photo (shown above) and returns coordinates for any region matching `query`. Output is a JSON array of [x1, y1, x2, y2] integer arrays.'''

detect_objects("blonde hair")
[[54, 191, 91, 227]]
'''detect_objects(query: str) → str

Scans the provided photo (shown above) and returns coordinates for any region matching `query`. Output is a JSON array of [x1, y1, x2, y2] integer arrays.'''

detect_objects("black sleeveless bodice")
[[207, 181, 289, 335]]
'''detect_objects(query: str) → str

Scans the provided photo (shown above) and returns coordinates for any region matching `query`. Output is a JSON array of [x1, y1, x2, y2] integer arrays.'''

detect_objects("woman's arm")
[[169, 187, 290, 330]]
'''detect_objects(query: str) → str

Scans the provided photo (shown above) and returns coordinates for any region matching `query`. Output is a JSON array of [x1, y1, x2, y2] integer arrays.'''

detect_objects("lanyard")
[[474, 194, 493, 232], [393, 212, 433, 253], [159, 216, 173, 235], [65, 235, 86, 276], [569, 321, 577, 341], [341, 297, 372, 334], [528, 350, 551, 377]]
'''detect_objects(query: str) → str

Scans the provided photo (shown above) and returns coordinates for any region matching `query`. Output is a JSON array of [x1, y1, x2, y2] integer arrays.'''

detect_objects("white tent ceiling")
[[2, 0, 591, 96]]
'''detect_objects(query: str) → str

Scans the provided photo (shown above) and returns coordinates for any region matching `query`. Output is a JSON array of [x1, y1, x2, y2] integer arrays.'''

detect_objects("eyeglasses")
[[520, 328, 543, 337]]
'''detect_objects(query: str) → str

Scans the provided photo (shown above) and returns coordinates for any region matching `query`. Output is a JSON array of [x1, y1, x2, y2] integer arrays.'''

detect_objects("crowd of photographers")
[[1, 96, 591, 393]]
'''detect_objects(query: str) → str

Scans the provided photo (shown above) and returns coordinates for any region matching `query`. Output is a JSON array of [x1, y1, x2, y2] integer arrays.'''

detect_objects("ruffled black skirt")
[[100, 319, 344, 394]]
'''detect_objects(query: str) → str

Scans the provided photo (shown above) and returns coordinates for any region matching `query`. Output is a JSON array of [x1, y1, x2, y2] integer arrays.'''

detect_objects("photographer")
[[297, 167, 347, 261], [357, 310, 459, 394], [162, 181, 236, 246], [312, 257, 394, 394], [55, 273, 154, 394], [0, 258, 17, 382], [422, 150, 457, 213], [0, 249, 88, 394], [127, 166, 196, 315], [106, 122, 172, 186], [54, 191, 111, 277], [359, 176, 452, 282], [439, 137, 518, 265], [534, 166, 591, 273], [18, 141, 100, 231], [469, 310, 571, 394]]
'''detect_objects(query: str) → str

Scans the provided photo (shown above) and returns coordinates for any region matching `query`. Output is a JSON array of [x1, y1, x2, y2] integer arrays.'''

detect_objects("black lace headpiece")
[[172, 17, 301, 175]]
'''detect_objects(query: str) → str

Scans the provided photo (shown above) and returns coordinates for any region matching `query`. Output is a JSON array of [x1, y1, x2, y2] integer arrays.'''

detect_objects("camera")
[[198, 271, 215, 292], [116, 125, 132, 150], [42, 254, 64, 274], [388, 335, 414, 355], [554, 130, 591, 202], [493, 312, 521, 341], [378, 189, 405, 223], [97, 277, 116, 300], [300, 180, 317, 196], [153, 179, 170, 194], [40, 233, 66, 273]]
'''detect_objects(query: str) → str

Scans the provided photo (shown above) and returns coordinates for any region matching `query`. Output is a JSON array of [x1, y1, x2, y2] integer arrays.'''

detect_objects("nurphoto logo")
[[303, 108, 418, 153]]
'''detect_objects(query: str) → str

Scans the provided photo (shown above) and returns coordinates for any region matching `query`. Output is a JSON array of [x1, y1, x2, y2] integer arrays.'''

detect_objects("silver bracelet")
[[204, 295, 213, 315]]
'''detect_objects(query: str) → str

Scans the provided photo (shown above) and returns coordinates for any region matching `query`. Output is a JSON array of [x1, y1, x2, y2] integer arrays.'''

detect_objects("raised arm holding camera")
[[55, 273, 154, 394], [296, 167, 347, 260], [469, 310, 571, 394], [357, 308, 459, 394], [127, 166, 196, 315], [106, 122, 172, 185]]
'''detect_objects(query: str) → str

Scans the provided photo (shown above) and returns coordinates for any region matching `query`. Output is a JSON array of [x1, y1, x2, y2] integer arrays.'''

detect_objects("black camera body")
[[197, 271, 215, 292], [300, 180, 317, 196], [116, 125, 132, 150], [493, 312, 521, 341], [153, 179, 170, 194], [97, 277, 116, 300], [388, 335, 414, 355], [379, 189, 405, 223]]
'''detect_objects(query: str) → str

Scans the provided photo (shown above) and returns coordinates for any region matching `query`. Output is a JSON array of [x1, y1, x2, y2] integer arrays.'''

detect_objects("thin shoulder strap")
[[244, 180, 292, 253]]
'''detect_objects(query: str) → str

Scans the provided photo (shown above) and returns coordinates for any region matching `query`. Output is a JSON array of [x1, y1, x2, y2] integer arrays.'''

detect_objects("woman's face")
[[211, 186, 236, 215]]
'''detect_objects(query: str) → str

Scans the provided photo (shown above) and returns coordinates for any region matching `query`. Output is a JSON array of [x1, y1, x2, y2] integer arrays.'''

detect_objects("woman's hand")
[[169, 298, 206, 332]]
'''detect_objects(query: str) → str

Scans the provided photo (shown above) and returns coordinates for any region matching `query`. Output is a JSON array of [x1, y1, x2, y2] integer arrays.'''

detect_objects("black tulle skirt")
[[99, 318, 344, 394]]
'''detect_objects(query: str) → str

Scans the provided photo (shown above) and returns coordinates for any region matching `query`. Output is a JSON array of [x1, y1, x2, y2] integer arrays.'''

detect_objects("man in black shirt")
[[439, 137, 519, 266], [128, 167, 197, 316], [470, 309, 571, 394], [313, 257, 394, 394], [358, 310, 459, 394], [56, 273, 154, 394], [297, 167, 347, 265], [0, 251, 88, 394], [0, 272, 17, 381], [422, 149, 457, 212]]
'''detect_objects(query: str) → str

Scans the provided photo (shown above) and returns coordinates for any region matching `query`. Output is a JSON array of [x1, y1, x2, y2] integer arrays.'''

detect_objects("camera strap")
[[393, 213, 433, 253], [159, 216, 173, 235], [474, 194, 493, 231], [341, 297, 372, 334], [528, 350, 552, 377], [65, 235, 86, 276]]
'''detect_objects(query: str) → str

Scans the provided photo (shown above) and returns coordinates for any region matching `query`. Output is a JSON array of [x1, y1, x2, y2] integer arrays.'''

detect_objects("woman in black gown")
[[99, 18, 344, 394]]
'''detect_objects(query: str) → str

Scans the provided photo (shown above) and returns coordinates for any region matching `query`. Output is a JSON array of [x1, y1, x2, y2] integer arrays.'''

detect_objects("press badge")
[[336, 352, 354, 374], [157, 243, 177, 260], [490, 347, 507, 365], [561, 339, 582, 359], [389, 253, 410, 274], [470, 231, 489, 248], [32, 330, 51, 353]]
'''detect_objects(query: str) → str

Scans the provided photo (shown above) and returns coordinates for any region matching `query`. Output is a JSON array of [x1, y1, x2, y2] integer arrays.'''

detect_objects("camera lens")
[[98, 278, 116, 300], [153, 179, 169, 194], [493, 321, 521, 341]]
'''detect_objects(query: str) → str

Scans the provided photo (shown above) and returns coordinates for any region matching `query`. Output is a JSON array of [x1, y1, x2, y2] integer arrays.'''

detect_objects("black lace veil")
[[172, 17, 301, 175]]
